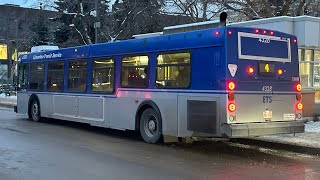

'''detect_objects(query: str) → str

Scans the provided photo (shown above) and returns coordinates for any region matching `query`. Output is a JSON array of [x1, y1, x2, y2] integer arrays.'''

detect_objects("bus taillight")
[[262, 30, 267, 34], [214, 31, 220, 35], [296, 94, 302, 101], [228, 30, 232, 35], [228, 81, 235, 91], [296, 102, 303, 111], [270, 31, 274, 35], [248, 67, 254, 74], [293, 38, 297, 43], [254, 29, 259, 33], [228, 92, 235, 101], [296, 83, 302, 92], [228, 103, 236, 112]]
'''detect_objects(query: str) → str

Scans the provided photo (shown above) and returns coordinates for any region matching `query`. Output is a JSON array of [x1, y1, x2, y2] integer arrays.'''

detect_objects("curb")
[[231, 138, 320, 156], [0, 102, 16, 109]]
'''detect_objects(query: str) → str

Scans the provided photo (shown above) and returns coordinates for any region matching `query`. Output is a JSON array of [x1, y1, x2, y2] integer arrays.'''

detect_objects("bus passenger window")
[[47, 62, 64, 92], [121, 56, 149, 88], [92, 58, 114, 93], [68, 60, 86, 92], [29, 63, 44, 91], [17, 63, 28, 90], [156, 52, 190, 88]]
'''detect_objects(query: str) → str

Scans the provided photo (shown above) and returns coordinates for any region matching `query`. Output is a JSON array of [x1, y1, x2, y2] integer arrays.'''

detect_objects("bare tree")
[[165, 0, 225, 22]]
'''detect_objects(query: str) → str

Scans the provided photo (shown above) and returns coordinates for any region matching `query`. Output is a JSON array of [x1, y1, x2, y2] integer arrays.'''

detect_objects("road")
[[0, 107, 320, 180]]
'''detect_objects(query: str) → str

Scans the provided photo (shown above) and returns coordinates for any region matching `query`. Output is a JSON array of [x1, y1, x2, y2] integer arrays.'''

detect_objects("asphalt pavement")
[[0, 107, 320, 180]]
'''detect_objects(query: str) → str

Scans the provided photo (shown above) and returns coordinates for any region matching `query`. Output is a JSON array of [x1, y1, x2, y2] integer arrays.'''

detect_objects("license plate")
[[263, 110, 272, 121], [283, 114, 295, 120]]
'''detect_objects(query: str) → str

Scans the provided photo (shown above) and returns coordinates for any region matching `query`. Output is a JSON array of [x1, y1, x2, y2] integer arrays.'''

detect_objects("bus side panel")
[[177, 94, 223, 137], [53, 95, 76, 117], [37, 93, 53, 118], [17, 92, 29, 114], [78, 96, 104, 121], [110, 89, 178, 136]]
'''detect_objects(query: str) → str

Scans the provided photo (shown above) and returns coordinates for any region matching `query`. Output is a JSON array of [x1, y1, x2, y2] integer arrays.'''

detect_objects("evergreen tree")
[[31, 14, 50, 46]]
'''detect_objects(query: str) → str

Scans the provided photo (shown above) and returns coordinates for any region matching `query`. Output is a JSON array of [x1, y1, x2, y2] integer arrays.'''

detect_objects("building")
[[0, 4, 58, 83]]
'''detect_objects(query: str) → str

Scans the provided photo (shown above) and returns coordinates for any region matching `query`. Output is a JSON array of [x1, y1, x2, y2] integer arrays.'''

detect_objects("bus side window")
[[47, 62, 64, 92], [18, 63, 28, 91], [156, 52, 191, 88], [92, 58, 114, 93], [121, 55, 149, 88], [68, 60, 87, 92], [29, 63, 44, 91]]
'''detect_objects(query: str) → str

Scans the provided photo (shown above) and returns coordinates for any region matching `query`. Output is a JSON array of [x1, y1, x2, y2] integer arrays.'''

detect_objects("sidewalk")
[[1, 95, 319, 154]]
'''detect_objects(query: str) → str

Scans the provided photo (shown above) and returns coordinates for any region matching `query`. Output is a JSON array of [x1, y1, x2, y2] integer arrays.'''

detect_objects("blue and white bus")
[[15, 24, 304, 143]]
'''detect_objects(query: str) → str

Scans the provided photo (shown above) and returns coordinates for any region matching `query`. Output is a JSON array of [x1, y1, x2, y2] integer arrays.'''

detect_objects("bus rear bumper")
[[221, 121, 305, 138]]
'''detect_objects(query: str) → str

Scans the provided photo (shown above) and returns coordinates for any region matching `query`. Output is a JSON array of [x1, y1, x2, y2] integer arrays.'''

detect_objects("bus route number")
[[259, 38, 270, 43], [262, 86, 272, 91], [263, 96, 272, 103]]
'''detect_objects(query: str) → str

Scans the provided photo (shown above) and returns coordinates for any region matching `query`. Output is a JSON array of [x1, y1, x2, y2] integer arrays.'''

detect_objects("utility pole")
[[94, 0, 100, 44]]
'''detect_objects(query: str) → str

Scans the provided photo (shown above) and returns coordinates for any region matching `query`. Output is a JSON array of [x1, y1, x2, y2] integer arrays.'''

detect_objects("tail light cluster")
[[295, 83, 303, 119], [227, 81, 236, 121]]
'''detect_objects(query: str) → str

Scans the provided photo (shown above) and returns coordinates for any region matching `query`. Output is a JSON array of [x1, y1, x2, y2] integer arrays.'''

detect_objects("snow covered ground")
[[0, 93, 17, 99]]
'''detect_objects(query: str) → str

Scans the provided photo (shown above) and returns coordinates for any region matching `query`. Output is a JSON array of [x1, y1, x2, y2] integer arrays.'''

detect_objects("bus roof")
[[20, 26, 296, 63]]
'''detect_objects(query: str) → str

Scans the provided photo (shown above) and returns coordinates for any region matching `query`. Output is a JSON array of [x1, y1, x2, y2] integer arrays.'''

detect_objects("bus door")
[[226, 28, 302, 124]]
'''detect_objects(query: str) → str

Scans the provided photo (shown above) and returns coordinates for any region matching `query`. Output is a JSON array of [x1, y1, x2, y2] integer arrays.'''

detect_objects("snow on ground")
[[305, 121, 320, 132], [0, 93, 17, 99]]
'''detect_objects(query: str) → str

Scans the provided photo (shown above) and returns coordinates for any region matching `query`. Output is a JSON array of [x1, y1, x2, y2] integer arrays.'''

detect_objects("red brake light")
[[296, 102, 303, 111], [296, 94, 302, 101], [255, 29, 259, 33], [296, 83, 302, 92], [214, 31, 220, 35], [228, 30, 232, 35], [228, 92, 235, 101], [293, 38, 297, 43], [278, 69, 283, 75], [248, 67, 254, 74], [262, 30, 267, 34], [228, 82, 235, 91], [270, 31, 274, 35], [228, 103, 236, 112]]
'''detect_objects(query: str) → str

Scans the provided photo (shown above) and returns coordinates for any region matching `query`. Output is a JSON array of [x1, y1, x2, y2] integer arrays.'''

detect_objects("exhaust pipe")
[[219, 12, 228, 27]]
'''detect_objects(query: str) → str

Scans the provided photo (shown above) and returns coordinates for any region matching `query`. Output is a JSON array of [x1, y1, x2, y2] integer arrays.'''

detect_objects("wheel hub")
[[148, 120, 156, 131]]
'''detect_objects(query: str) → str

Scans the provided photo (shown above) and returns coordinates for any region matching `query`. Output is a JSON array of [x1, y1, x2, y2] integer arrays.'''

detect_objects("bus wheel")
[[140, 108, 162, 144], [30, 100, 41, 122]]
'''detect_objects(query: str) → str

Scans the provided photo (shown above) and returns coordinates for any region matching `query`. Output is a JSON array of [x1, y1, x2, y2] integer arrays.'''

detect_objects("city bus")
[[15, 25, 304, 144]]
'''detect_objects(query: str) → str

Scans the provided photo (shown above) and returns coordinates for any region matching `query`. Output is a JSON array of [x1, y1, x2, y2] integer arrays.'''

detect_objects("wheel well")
[[28, 94, 40, 117], [135, 101, 162, 131]]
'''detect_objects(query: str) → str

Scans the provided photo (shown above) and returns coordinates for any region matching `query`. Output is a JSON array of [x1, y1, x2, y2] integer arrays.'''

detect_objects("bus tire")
[[139, 108, 162, 144], [30, 100, 41, 122]]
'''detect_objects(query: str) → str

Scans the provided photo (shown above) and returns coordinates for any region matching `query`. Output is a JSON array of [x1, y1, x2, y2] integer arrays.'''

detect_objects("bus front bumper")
[[221, 121, 305, 138]]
